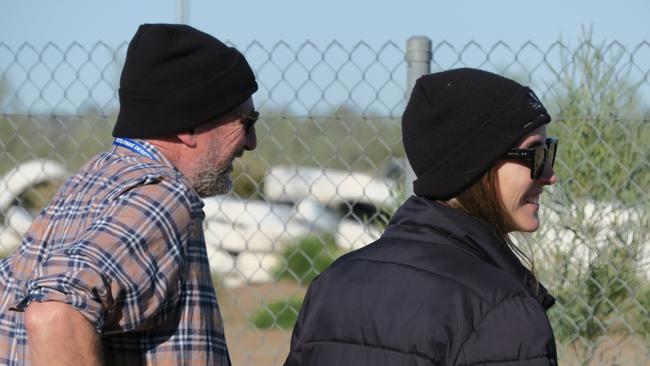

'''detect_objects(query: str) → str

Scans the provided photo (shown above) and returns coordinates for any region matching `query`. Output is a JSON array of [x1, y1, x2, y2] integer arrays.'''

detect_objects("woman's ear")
[[176, 130, 198, 148]]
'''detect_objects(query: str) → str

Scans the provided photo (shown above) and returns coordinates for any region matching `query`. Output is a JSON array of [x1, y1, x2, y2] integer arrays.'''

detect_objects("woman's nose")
[[538, 162, 557, 185]]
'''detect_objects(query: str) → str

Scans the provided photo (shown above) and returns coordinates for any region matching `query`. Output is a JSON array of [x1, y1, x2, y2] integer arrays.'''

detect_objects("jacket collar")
[[383, 195, 555, 310]]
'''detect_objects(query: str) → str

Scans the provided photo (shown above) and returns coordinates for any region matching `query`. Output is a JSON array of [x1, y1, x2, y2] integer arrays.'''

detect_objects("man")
[[0, 24, 258, 365]]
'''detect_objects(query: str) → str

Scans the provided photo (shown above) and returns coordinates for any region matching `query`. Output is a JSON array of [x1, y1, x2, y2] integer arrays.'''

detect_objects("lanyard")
[[112, 137, 157, 161]]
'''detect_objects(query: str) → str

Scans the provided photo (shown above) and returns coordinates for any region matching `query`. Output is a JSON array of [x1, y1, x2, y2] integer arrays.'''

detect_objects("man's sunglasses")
[[501, 138, 558, 179], [239, 110, 259, 133]]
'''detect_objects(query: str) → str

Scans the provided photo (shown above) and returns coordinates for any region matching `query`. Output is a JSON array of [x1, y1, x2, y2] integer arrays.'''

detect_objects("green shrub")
[[548, 246, 650, 342], [536, 28, 650, 347], [536, 200, 650, 345], [274, 234, 344, 285], [251, 297, 303, 329], [547, 28, 649, 204]]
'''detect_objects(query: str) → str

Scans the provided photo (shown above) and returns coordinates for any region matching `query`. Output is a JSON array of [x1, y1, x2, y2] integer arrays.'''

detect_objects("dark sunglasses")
[[239, 110, 259, 132], [501, 138, 558, 179]]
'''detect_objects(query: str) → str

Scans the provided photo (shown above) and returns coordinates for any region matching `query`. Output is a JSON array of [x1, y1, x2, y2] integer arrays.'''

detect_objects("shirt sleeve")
[[15, 178, 193, 334]]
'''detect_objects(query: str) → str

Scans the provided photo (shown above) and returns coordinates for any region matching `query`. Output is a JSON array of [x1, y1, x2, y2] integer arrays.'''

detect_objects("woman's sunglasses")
[[501, 138, 558, 179]]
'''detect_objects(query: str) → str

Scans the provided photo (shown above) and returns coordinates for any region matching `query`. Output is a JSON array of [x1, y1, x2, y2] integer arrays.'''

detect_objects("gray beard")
[[192, 166, 232, 197]]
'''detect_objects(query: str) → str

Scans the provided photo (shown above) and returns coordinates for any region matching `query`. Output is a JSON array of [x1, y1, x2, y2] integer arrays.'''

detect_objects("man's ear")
[[176, 130, 197, 148]]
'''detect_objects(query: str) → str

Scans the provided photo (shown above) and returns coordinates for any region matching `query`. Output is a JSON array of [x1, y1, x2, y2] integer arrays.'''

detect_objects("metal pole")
[[176, 0, 187, 24], [404, 36, 432, 196], [406, 36, 432, 96]]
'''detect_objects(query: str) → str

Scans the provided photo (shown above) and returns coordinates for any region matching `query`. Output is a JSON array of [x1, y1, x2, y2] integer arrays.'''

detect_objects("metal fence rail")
[[1, 38, 649, 365]]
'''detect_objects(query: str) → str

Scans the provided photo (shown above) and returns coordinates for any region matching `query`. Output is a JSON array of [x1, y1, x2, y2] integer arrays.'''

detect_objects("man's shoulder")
[[59, 152, 201, 216]]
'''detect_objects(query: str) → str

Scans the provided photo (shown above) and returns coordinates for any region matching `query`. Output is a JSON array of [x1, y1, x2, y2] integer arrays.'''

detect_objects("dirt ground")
[[217, 280, 306, 366]]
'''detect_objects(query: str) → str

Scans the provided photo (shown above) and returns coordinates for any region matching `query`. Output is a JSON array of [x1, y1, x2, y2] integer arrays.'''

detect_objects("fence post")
[[404, 36, 432, 196], [176, 0, 188, 24]]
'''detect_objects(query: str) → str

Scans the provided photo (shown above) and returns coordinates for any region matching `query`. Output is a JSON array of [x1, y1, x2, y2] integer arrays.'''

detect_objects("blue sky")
[[1, 0, 649, 115], [1, 0, 649, 47]]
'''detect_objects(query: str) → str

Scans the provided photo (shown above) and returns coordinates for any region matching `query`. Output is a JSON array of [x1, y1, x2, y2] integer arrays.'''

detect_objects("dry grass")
[[216, 280, 306, 366]]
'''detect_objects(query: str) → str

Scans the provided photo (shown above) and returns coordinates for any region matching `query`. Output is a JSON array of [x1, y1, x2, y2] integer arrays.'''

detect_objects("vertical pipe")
[[176, 0, 187, 24], [404, 36, 432, 196], [406, 36, 432, 96]]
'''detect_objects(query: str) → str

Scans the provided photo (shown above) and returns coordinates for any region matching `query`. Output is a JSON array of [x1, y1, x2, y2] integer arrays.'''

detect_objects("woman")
[[285, 68, 559, 366]]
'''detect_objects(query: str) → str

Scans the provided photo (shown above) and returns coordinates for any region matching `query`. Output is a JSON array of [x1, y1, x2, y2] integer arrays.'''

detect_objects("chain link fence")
[[1, 36, 649, 365]]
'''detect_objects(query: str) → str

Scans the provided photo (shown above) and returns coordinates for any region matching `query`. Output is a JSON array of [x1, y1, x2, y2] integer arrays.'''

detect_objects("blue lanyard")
[[113, 137, 157, 161]]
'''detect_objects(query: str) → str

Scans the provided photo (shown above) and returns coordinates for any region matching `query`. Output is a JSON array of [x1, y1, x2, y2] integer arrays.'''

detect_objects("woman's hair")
[[444, 166, 533, 268]]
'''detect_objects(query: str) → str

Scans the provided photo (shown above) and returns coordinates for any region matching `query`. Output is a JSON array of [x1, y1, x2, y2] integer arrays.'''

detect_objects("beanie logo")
[[522, 89, 549, 129], [523, 111, 549, 129], [527, 90, 543, 111]]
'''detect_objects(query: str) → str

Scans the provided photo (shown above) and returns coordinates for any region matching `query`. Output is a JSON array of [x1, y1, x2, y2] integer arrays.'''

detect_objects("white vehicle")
[[0, 159, 70, 254], [202, 196, 339, 286], [264, 165, 399, 210], [263, 165, 398, 250], [203, 196, 337, 253]]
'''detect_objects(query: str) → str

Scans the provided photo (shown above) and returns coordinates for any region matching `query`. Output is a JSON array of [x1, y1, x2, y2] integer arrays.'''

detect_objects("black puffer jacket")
[[285, 196, 558, 366]]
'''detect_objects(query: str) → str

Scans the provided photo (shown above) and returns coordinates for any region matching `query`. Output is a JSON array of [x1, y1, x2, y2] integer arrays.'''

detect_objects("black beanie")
[[112, 24, 258, 138], [402, 68, 551, 200]]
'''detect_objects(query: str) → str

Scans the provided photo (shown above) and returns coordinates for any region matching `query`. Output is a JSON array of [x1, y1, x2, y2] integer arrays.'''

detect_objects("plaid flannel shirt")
[[0, 140, 230, 365]]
